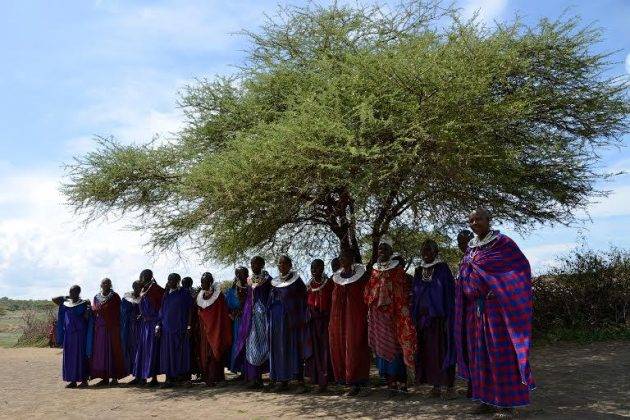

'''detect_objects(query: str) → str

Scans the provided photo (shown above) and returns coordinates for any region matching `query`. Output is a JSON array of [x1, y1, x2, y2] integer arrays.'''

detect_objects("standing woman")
[[304, 259, 334, 392], [133, 269, 164, 387], [52, 285, 93, 388], [329, 249, 371, 396], [157, 273, 193, 387], [225, 266, 248, 376], [267, 255, 311, 393], [412, 240, 456, 398], [196, 272, 232, 386], [456, 208, 534, 418], [232, 256, 273, 389], [120, 280, 142, 383], [90, 278, 126, 386], [364, 237, 417, 396]]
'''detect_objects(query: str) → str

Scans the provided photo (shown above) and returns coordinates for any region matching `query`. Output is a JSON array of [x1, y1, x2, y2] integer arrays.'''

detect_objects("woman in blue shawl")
[[225, 266, 249, 376], [412, 240, 456, 399]]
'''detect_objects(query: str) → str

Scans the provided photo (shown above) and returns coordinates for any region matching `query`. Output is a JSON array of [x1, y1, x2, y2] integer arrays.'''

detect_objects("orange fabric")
[[365, 266, 417, 369]]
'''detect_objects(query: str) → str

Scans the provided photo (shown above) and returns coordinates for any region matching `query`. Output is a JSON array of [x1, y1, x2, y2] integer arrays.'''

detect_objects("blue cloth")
[[57, 301, 93, 382], [375, 354, 406, 381], [120, 297, 140, 375], [225, 286, 245, 373], [411, 262, 456, 370], [267, 279, 311, 382], [159, 288, 193, 378]]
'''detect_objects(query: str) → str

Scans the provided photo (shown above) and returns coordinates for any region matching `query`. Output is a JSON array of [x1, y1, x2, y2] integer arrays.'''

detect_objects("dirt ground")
[[0, 341, 628, 419]]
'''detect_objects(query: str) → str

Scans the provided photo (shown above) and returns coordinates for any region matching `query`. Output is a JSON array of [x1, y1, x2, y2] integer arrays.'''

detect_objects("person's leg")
[[147, 375, 159, 387]]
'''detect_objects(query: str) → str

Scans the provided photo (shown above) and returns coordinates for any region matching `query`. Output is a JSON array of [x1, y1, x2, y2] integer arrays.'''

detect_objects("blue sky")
[[0, 0, 628, 299]]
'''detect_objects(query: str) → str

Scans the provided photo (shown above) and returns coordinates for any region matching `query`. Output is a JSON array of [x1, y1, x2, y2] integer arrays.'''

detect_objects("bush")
[[15, 307, 56, 347], [533, 247, 630, 339]]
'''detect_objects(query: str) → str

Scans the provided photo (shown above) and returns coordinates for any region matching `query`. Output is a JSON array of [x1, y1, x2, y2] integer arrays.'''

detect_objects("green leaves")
[[63, 1, 629, 265]]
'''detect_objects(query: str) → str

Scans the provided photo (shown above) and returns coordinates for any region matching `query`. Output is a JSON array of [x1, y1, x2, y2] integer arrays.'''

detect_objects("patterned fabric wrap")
[[455, 233, 535, 407], [364, 265, 417, 369]]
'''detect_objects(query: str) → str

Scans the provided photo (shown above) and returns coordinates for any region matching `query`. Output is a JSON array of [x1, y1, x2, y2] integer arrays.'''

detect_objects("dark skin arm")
[[52, 296, 66, 306]]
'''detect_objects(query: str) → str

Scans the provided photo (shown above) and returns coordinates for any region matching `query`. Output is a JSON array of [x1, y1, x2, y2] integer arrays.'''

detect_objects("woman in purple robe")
[[91, 278, 126, 386], [157, 273, 193, 387], [267, 255, 311, 393], [53, 285, 93, 388], [412, 240, 456, 399], [133, 269, 164, 387], [232, 256, 272, 390], [120, 281, 142, 382]]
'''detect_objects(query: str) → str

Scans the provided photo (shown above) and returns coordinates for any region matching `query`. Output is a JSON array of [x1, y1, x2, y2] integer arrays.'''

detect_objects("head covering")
[[379, 235, 394, 247]]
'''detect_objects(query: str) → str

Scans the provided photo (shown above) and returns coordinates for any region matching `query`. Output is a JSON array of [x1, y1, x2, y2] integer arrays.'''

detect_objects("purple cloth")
[[133, 293, 161, 379], [159, 288, 193, 378], [411, 262, 456, 371], [57, 302, 92, 382], [268, 278, 312, 382], [120, 298, 140, 375], [455, 233, 534, 408], [232, 277, 272, 373]]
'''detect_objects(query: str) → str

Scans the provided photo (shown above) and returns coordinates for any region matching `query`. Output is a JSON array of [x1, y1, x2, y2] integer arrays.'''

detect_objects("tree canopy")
[[63, 1, 629, 266]]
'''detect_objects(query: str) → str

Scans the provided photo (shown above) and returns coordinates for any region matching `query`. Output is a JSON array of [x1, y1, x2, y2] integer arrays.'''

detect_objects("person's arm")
[[51, 296, 65, 306]]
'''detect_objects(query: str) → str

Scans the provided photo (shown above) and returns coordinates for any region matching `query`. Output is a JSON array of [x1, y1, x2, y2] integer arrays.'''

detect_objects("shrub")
[[533, 247, 630, 338], [15, 307, 56, 347]]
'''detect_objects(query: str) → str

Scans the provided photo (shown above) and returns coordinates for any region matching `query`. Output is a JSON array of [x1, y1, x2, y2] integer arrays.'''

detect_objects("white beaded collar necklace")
[[332, 264, 366, 285], [197, 286, 221, 309], [123, 292, 140, 304], [308, 275, 330, 291], [373, 259, 399, 272], [63, 298, 89, 308], [272, 271, 299, 288], [469, 230, 499, 248]]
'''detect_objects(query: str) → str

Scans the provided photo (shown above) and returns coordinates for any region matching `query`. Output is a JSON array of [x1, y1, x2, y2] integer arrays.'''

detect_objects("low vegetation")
[[533, 247, 630, 343]]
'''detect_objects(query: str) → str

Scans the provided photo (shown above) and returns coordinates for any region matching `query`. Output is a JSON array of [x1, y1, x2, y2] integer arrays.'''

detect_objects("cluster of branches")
[[63, 0, 629, 267]]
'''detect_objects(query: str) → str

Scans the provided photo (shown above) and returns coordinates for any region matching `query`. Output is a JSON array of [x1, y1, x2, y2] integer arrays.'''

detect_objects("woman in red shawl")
[[364, 237, 416, 396], [196, 272, 232, 387], [456, 208, 534, 418], [91, 278, 126, 386], [304, 259, 334, 392], [329, 250, 371, 397]]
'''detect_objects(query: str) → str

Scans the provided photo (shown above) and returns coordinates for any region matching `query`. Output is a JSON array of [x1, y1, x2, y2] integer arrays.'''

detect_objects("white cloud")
[[587, 185, 630, 218], [0, 167, 232, 300], [625, 53, 630, 75], [521, 242, 575, 275], [462, 0, 508, 23]]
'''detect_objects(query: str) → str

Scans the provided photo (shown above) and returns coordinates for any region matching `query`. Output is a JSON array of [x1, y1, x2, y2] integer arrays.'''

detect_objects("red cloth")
[[145, 282, 165, 312], [307, 278, 333, 311], [329, 277, 371, 384], [197, 293, 232, 383], [91, 293, 126, 379], [365, 266, 417, 369]]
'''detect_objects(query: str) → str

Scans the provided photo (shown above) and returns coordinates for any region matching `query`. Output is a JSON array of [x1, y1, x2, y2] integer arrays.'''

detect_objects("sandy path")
[[0, 341, 628, 419]]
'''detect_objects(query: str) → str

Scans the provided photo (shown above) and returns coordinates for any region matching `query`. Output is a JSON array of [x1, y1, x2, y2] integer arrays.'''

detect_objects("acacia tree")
[[63, 1, 628, 266]]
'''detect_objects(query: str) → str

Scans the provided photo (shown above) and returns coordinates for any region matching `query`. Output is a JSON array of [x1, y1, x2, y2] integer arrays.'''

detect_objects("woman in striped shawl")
[[455, 208, 535, 419]]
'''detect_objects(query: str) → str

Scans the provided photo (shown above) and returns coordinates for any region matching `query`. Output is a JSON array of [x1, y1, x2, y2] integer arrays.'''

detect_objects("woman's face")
[[278, 257, 292, 276], [101, 279, 112, 294], [310, 262, 324, 279], [377, 243, 393, 262], [200, 276, 212, 290], [235, 268, 248, 283], [468, 210, 490, 238], [251, 258, 264, 275], [421, 246, 437, 264]]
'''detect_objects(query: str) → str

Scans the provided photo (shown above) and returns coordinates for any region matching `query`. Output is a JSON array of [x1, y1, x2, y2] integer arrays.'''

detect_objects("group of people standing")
[[53, 208, 534, 418]]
